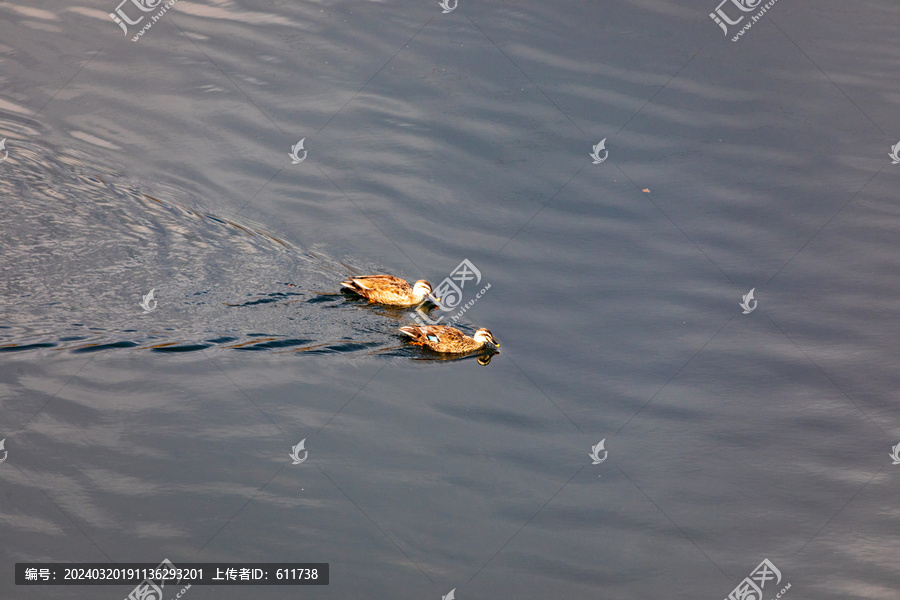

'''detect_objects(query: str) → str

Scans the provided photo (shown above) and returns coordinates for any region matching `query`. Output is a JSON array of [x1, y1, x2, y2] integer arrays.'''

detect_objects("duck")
[[398, 325, 500, 354], [340, 275, 436, 307]]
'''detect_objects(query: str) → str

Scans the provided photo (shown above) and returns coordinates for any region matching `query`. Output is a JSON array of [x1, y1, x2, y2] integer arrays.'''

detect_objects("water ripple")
[[0, 134, 447, 357]]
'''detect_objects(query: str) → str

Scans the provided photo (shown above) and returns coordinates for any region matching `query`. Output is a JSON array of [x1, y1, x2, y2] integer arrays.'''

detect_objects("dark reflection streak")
[[12, 464, 117, 564], [617, 466, 729, 579], [274, 342, 333, 354], [70, 341, 140, 352], [364, 344, 407, 356], [465, 466, 584, 586], [316, 466, 435, 584], [223, 337, 277, 348], [225, 220, 255, 237], [197, 465, 287, 554], [0, 343, 56, 351], [141, 342, 180, 350], [150, 344, 211, 353], [764, 312, 885, 436]]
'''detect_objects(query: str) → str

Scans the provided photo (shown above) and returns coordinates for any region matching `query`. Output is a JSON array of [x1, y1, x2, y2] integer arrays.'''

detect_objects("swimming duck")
[[340, 275, 435, 307], [398, 325, 500, 354]]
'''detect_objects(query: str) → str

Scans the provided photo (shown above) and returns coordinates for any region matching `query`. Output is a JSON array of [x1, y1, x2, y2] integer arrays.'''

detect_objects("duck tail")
[[398, 326, 432, 346]]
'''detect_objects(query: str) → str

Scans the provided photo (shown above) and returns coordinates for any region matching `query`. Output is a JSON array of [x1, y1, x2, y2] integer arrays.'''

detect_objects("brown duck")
[[341, 275, 435, 307], [398, 325, 500, 354]]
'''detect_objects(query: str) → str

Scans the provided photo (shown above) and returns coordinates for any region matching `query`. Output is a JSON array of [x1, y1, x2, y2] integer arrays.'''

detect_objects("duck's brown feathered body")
[[398, 325, 499, 354], [340, 275, 432, 307]]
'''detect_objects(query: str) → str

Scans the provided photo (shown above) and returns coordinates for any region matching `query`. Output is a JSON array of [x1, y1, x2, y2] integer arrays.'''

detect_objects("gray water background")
[[1, 0, 899, 598]]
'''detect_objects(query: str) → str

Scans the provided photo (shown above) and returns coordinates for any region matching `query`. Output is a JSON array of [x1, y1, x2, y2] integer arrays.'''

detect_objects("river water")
[[1, 0, 899, 598]]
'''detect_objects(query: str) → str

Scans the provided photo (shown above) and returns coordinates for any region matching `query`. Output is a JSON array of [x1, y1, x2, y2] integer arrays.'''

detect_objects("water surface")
[[1, 1, 899, 599]]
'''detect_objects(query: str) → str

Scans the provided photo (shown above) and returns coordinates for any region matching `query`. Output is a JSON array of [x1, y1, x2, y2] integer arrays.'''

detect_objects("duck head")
[[413, 280, 436, 303], [473, 328, 500, 349]]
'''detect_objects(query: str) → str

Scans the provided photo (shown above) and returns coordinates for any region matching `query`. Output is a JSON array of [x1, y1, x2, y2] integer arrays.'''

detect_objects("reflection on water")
[[0, 135, 489, 360], [409, 348, 498, 365]]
